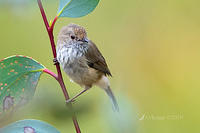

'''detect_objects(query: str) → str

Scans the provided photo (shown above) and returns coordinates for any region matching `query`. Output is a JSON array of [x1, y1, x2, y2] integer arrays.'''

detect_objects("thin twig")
[[37, 0, 81, 132]]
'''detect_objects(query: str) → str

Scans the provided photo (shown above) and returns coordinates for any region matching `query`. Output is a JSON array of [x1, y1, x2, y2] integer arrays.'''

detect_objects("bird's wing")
[[85, 40, 112, 77]]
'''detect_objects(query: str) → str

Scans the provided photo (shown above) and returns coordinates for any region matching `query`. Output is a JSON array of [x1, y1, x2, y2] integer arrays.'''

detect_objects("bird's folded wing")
[[85, 40, 112, 77]]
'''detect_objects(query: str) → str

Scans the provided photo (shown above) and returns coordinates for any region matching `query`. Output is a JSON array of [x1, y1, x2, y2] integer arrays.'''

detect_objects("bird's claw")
[[53, 57, 59, 65], [65, 99, 76, 104]]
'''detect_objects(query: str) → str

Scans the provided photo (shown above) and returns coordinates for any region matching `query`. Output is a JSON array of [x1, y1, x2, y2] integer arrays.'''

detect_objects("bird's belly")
[[57, 46, 102, 88], [62, 56, 88, 80], [65, 58, 103, 89]]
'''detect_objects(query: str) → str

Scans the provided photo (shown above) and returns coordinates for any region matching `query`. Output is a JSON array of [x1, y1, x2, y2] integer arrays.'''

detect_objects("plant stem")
[[37, 0, 81, 133], [50, 15, 58, 31], [43, 68, 58, 81]]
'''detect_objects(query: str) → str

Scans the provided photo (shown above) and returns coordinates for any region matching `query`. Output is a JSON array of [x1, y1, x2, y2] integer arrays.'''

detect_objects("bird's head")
[[57, 23, 89, 47]]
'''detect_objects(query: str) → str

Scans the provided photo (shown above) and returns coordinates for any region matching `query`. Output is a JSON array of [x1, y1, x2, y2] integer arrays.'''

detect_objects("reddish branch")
[[37, 0, 81, 133]]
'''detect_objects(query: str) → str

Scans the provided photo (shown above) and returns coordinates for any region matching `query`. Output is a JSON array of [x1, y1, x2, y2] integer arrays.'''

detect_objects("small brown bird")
[[56, 23, 119, 111]]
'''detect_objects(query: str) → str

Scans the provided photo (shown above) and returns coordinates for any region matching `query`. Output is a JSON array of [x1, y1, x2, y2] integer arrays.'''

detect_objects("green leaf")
[[0, 55, 45, 121], [57, 0, 99, 18], [0, 119, 61, 133]]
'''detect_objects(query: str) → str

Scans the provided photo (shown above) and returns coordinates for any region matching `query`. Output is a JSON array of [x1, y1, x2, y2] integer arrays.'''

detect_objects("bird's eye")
[[71, 35, 75, 39]]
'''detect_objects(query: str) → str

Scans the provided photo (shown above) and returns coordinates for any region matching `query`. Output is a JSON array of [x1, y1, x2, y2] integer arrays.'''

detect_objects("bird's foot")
[[65, 99, 76, 107], [65, 98, 76, 104], [53, 57, 59, 65]]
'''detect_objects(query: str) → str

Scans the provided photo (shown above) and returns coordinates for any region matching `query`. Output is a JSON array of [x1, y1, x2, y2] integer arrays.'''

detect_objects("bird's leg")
[[53, 57, 59, 65], [66, 89, 88, 103]]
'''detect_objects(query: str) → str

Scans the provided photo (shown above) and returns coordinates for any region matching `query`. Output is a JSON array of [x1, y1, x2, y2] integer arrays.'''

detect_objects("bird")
[[55, 23, 119, 111]]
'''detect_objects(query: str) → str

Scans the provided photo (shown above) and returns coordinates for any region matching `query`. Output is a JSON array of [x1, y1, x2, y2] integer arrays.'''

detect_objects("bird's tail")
[[105, 87, 119, 112]]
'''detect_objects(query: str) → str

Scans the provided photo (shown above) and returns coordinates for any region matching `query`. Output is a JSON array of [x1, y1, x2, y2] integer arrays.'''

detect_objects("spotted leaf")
[[0, 55, 45, 121], [0, 119, 60, 133]]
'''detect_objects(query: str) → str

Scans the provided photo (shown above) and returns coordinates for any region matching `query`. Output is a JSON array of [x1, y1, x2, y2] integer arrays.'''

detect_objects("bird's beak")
[[81, 38, 89, 43]]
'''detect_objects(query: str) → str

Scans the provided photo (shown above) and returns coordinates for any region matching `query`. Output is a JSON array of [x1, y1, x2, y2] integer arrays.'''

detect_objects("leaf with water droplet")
[[0, 119, 60, 133], [57, 0, 99, 18], [0, 55, 45, 122]]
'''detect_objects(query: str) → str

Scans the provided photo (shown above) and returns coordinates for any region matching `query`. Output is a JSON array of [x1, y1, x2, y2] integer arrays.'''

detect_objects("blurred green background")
[[0, 0, 200, 133]]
